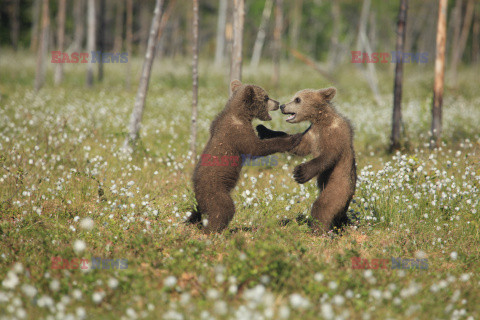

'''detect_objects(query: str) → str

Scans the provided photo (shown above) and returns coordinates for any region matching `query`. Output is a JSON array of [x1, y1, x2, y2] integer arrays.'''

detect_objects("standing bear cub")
[[189, 80, 300, 233], [257, 87, 356, 234]]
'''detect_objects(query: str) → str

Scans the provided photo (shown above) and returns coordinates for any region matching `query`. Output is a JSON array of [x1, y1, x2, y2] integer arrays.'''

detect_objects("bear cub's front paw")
[[293, 163, 315, 184], [256, 125, 270, 139]]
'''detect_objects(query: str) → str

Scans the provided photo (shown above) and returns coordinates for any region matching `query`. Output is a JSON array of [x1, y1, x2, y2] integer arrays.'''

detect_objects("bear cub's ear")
[[230, 80, 243, 95], [318, 87, 337, 102]]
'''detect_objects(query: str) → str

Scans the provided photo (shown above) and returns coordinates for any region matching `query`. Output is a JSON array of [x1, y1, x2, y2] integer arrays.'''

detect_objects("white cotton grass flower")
[[450, 251, 458, 260], [92, 291, 105, 304], [73, 240, 86, 254], [314, 272, 324, 282], [207, 288, 220, 300], [213, 300, 228, 315], [278, 305, 291, 319], [21, 284, 37, 298], [76, 307, 87, 319], [244, 284, 265, 303], [37, 295, 54, 308], [49, 279, 60, 292], [332, 294, 345, 306], [321, 303, 334, 320], [2, 271, 19, 289], [228, 283, 238, 295], [72, 289, 82, 300], [79, 217, 94, 231], [289, 293, 310, 309], [16, 308, 27, 319], [163, 276, 177, 288], [108, 277, 119, 289], [415, 250, 427, 259], [328, 281, 338, 290], [126, 308, 138, 319], [13, 263, 24, 274], [460, 273, 470, 282]]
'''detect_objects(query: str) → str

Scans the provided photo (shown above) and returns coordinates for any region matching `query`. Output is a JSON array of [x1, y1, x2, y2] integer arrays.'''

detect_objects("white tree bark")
[[250, 0, 273, 68], [34, 0, 49, 92], [357, 0, 382, 105], [191, 0, 199, 160], [272, 0, 283, 86], [54, 0, 66, 85], [123, 0, 164, 152], [431, 0, 448, 148], [214, 0, 228, 67], [450, 0, 475, 85], [126, 0, 133, 89], [86, 0, 96, 87], [230, 0, 245, 86]]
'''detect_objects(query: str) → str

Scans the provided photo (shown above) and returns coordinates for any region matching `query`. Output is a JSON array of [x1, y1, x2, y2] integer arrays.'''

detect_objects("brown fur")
[[190, 80, 301, 233], [257, 87, 356, 234]]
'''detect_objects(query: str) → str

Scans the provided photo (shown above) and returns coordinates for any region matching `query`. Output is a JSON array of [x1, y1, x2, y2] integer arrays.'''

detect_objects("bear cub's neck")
[[309, 104, 340, 127]]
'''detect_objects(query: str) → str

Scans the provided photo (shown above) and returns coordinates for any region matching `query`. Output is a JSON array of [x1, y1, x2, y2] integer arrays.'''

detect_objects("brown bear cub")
[[189, 80, 301, 233], [257, 87, 356, 234]]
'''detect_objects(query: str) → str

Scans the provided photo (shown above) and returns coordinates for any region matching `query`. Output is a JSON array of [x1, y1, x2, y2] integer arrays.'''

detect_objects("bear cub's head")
[[280, 87, 337, 123], [230, 80, 280, 121]]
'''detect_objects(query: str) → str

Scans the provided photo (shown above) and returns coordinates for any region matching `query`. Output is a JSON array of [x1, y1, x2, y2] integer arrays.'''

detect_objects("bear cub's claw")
[[293, 163, 313, 184]]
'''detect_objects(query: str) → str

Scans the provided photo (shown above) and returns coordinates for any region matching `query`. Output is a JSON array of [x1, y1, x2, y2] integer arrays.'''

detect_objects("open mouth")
[[284, 112, 296, 122]]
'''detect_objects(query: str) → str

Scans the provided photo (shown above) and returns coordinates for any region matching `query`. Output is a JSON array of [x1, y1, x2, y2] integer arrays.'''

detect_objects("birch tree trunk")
[[450, 0, 475, 85], [431, 0, 448, 149], [123, 0, 163, 152], [86, 0, 96, 87], [390, 0, 408, 152], [214, 0, 228, 67], [473, 5, 480, 64], [72, 0, 85, 51], [155, 0, 177, 60], [272, 0, 283, 86], [357, 0, 382, 105], [230, 0, 245, 86], [449, 0, 463, 63], [98, 0, 106, 82], [34, 0, 49, 92], [113, 0, 124, 52], [289, 0, 302, 51], [250, 0, 273, 68], [30, 0, 41, 52], [126, 0, 133, 89], [191, 0, 199, 160], [140, 2, 150, 54], [10, 0, 20, 50], [54, 0, 66, 85], [327, 1, 341, 71]]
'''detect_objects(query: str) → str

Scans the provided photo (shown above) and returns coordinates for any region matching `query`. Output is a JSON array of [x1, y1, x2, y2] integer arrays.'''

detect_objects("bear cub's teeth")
[[286, 113, 296, 122]]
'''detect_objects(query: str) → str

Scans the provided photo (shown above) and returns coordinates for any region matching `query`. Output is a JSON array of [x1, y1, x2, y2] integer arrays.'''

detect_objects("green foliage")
[[0, 51, 479, 318]]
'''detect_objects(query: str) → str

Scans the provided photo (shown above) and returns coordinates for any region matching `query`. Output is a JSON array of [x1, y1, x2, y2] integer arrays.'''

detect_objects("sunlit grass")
[[0, 50, 479, 319]]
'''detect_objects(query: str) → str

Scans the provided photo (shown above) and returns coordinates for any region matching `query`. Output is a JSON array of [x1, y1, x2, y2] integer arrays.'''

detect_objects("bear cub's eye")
[[264, 96, 269, 102], [294, 97, 301, 103]]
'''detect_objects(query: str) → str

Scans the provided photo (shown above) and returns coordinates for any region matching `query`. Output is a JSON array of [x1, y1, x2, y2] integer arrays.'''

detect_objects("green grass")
[[0, 50, 479, 319]]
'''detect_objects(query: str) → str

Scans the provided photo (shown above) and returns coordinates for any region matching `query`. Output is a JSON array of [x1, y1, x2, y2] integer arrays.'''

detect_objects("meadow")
[[0, 50, 479, 319]]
